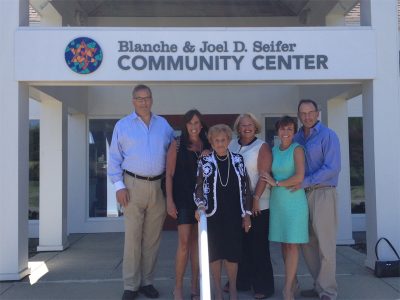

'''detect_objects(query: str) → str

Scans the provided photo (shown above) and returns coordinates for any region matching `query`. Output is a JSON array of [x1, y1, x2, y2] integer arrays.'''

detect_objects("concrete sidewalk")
[[0, 232, 399, 300]]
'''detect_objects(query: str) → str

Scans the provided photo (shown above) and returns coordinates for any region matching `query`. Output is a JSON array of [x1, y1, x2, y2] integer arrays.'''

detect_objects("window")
[[349, 117, 365, 214], [88, 114, 238, 220], [29, 120, 39, 220], [264, 116, 281, 148], [88, 119, 120, 218]]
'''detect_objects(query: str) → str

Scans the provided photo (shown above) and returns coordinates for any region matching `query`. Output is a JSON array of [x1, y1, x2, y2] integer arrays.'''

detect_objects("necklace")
[[215, 153, 230, 187], [193, 150, 201, 159], [215, 153, 228, 161], [189, 141, 203, 160]]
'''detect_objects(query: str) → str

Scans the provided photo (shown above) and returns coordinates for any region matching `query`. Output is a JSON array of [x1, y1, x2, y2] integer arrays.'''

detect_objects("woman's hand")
[[242, 214, 252, 233], [252, 196, 261, 216], [288, 183, 301, 192], [166, 197, 178, 219], [200, 149, 211, 157], [195, 206, 206, 222], [261, 173, 276, 186]]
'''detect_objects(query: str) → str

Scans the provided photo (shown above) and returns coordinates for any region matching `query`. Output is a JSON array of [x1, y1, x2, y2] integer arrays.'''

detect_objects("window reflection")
[[349, 117, 365, 214], [29, 120, 40, 220], [88, 115, 239, 220], [264, 116, 282, 148], [89, 119, 121, 218]]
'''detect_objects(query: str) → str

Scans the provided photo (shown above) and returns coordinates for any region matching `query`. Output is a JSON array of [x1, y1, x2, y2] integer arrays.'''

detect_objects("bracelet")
[[253, 194, 260, 201], [275, 180, 280, 187]]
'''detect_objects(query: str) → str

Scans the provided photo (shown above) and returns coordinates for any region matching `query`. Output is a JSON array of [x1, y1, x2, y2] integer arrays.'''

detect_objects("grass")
[[29, 180, 39, 212], [351, 185, 365, 214], [351, 185, 365, 201]]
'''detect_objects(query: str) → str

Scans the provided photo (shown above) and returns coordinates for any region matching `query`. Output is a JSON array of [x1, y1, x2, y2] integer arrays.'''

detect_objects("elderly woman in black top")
[[166, 109, 210, 300], [194, 124, 252, 300]]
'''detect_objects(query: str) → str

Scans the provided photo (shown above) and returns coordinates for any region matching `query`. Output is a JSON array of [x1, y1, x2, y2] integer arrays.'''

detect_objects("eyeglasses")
[[134, 96, 152, 103], [298, 111, 318, 118]]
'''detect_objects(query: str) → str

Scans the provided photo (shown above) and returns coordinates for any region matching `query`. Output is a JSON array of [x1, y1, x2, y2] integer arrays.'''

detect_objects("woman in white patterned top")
[[227, 113, 275, 299]]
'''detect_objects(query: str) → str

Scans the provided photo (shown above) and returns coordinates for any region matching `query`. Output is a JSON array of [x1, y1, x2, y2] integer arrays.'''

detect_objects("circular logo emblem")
[[65, 37, 103, 74]]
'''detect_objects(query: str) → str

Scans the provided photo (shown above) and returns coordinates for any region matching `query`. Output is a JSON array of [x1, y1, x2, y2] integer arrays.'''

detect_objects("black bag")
[[374, 237, 400, 278]]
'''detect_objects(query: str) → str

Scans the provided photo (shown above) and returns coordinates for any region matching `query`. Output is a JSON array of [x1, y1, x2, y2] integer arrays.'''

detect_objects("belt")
[[124, 170, 164, 181], [305, 185, 336, 192]]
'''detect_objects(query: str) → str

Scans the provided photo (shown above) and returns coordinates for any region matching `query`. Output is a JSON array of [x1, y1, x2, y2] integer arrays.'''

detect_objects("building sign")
[[15, 28, 376, 82], [116, 40, 328, 72]]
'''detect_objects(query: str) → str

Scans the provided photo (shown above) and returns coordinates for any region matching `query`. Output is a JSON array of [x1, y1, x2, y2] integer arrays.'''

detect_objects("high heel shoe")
[[292, 280, 300, 298], [172, 289, 184, 300]]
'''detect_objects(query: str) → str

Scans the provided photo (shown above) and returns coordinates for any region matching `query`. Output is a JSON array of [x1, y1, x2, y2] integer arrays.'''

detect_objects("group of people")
[[108, 84, 341, 300]]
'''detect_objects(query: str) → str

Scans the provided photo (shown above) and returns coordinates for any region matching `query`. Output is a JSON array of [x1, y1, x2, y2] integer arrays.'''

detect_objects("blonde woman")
[[227, 113, 274, 299]]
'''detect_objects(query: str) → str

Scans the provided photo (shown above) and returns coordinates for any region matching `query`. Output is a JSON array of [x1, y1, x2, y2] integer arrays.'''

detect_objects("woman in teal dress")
[[262, 116, 308, 300]]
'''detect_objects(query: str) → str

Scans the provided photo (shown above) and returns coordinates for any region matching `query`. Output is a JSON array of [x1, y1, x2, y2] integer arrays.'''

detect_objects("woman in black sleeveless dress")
[[166, 109, 210, 300]]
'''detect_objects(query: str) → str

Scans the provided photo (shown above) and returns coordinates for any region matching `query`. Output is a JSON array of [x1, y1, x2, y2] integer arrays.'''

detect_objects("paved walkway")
[[0, 232, 399, 299]]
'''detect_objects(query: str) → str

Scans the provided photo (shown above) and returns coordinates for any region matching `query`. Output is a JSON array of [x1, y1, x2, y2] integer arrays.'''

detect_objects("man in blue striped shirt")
[[293, 99, 341, 300], [108, 85, 174, 300]]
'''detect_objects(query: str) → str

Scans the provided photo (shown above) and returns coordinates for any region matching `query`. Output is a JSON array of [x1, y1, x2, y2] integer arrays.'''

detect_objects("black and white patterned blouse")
[[193, 151, 252, 217]]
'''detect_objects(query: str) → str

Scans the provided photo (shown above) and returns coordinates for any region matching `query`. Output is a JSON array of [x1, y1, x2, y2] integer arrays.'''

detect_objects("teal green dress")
[[269, 142, 309, 243]]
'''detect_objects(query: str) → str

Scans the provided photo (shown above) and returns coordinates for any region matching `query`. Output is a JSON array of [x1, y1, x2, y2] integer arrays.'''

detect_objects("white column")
[[37, 97, 69, 251], [328, 97, 354, 245], [67, 114, 87, 233], [361, 0, 400, 268], [0, 0, 30, 280]]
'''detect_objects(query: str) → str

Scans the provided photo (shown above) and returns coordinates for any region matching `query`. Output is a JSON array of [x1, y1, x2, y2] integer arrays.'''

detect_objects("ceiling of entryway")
[[47, 0, 350, 18]]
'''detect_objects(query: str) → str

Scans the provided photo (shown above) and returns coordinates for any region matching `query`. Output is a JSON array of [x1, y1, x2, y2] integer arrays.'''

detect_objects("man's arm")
[[107, 124, 130, 207], [108, 124, 124, 187], [302, 130, 341, 187]]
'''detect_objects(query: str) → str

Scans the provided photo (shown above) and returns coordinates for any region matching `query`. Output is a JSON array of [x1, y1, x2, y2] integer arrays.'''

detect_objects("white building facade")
[[0, 0, 399, 280]]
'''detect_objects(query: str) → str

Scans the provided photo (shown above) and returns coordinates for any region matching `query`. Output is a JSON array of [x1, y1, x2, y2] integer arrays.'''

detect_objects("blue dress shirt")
[[294, 121, 341, 188], [108, 112, 174, 191]]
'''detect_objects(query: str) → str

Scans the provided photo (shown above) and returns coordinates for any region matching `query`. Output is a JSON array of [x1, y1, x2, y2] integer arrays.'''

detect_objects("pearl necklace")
[[215, 153, 228, 161], [215, 153, 230, 187]]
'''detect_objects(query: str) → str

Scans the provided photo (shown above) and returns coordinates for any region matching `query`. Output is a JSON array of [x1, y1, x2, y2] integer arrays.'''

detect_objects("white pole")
[[198, 210, 211, 300]]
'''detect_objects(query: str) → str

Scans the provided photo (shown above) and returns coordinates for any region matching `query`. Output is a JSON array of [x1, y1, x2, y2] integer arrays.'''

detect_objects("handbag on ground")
[[374, 237, 400, 278]]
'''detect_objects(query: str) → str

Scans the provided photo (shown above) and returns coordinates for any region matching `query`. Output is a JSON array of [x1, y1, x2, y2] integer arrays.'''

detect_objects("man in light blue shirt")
[[293, 99, 341, 300], [108, 85, 174, 300]]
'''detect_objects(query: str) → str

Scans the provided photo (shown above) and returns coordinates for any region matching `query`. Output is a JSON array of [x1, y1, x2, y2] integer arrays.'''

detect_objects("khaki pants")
[[302, 187, 338, 300], [123, 174, 166, 291]]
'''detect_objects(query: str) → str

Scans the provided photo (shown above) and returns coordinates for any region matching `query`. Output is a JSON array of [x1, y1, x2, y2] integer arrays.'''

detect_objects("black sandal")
[[191, 293, 200, 300], [223, 281, 230, 293]]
